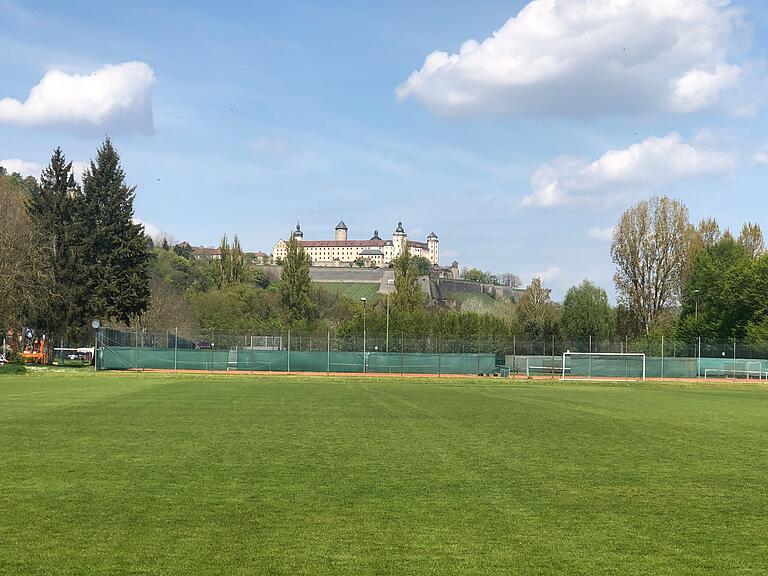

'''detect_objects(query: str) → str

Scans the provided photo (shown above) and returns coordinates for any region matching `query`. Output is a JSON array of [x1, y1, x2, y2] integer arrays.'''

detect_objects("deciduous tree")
[[392, 246, 425, 313], [611, 196, 691, 334], [737, 222, 764, 258], [280, 237, 314, 324], [517, 277, 561, 339], [0, 173, 53, 332], [562, 280, 614, 341]]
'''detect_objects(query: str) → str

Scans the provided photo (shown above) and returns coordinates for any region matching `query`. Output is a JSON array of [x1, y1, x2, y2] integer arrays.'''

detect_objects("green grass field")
[[1, 372, 767, 575]]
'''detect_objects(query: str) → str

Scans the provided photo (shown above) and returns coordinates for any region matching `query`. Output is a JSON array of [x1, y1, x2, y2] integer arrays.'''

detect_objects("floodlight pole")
[[694, 289, 700, 323], [385, 294, 390, 353], [361, 297, 367, 373]]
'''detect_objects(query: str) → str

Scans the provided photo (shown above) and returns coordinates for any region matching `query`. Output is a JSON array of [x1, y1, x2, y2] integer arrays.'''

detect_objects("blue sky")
[[2, 0, 767, 300]]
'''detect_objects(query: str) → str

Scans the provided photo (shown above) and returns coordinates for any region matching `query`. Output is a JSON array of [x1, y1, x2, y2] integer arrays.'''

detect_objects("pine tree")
[[280, 237, 314, 324], [81, 138, 152, 325], [26, 147, 87, 340]]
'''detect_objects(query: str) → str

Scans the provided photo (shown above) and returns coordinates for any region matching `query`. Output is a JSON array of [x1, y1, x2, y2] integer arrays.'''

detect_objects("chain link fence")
[[95, 327, 768, 379]]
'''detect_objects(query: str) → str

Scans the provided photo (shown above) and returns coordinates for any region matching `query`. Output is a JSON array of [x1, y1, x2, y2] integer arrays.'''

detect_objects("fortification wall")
[[434, 278, 525, 302]]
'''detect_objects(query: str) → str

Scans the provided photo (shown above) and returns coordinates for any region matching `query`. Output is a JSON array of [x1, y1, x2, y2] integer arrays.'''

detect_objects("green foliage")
[[279, 238, 314, 324], [81, 139, 152, 325], [517, 278, 561, 339], [391, 246, 425, 313], [214, 234, 246, 288], [25, 147, 87, 341], [410, 255, 432, 276], [0, 363, 26, 375], [562, 280, 614, 340], [463, 268, 495, 283], [678, 236, 761, 339], [173, 243, 193, 259], [189, 284, 283, 332]]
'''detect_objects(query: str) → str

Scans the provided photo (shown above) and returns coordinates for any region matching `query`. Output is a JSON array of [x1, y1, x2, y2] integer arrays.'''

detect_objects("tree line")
[[3, 145, 765, 353]]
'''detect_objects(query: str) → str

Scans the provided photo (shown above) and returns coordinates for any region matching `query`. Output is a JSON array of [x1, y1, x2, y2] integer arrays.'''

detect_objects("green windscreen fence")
[[505, 355, 767, 379], [98, 346, 496, 375]]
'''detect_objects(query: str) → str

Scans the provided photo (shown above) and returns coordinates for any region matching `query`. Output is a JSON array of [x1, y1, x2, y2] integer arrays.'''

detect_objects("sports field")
[[1, 372, 767, 575]]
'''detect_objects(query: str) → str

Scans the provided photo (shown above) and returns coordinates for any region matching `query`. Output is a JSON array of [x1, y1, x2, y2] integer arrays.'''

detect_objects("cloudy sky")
[[2, 0, 767, 299]]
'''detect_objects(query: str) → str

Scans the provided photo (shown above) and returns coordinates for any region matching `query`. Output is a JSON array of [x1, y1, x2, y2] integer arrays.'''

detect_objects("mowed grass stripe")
[[0, 372, 766, 575]]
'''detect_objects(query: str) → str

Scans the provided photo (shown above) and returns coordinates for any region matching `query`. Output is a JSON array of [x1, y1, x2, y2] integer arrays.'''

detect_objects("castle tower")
[[335, 220, 348, 241], [427, 232, 439, 265], [292, 221, 304, 242], [393, 221, 407, 258]]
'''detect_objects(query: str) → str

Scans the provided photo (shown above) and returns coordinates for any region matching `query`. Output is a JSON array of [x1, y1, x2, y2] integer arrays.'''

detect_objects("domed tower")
[[292, 221, 304, 242], [335, 220, 348, 241], [393, 221, 407, 258], [427, 232, 439, 265]]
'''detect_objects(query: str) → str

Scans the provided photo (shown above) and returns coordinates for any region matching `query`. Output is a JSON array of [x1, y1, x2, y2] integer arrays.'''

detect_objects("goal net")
[[561, 352, 646, 382]]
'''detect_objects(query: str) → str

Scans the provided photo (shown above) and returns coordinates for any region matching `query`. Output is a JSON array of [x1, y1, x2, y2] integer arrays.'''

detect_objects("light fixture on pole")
[[694, 289, 700, 323], [361, 297, 367, 373]]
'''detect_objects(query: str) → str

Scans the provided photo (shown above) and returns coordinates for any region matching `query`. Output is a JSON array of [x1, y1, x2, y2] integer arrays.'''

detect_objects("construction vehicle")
[[20, 328, 48, 365]]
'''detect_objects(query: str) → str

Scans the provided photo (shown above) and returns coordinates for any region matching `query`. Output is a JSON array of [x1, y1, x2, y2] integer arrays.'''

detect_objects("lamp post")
[[694, 289, 701, 378], [694, 289, 700, 323], [386, 293, 390, 353], [361, 297, 367, 373]]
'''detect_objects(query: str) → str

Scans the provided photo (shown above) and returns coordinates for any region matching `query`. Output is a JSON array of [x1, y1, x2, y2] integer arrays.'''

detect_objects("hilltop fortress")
[[272, 221, 439, 267]]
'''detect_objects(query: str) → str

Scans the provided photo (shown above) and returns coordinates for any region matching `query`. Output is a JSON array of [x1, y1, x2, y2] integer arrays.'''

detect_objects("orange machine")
[[20, 330, 48, 365]]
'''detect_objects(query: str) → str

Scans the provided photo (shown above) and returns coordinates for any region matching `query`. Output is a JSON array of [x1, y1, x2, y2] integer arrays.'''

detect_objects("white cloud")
[[0, 158, 41, 178], [0, 158, 90, 181], [531, 267, 561, 282], [753, 146, 768, 166], [0, 61, 155, 133], [522, 133, 736, 208], [133, 218, 165, 242], [71, 162, 89, 182], [397, 0, 752, 116], [668, 64, 742, 113], [587, 226, 615, 241]]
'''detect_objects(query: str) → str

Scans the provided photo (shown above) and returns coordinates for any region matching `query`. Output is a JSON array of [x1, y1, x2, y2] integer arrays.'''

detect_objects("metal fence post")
[[513, 334, 516, 376], [287, 330, 291, 373], [400, 332, 404, 376], [661, 335, 664, 379], [438, 338, 441, 377], [327, 330, 330, 373], [174, 327, 178, 371], [551, 334, 555, 378], [697, 336, 701, 378]]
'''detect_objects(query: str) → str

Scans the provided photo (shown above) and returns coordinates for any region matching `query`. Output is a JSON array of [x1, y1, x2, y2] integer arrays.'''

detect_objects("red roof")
[[300, 240, 388, 247]]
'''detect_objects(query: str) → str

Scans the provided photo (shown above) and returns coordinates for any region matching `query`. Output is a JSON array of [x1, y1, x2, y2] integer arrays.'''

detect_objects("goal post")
[[561, 352, 646, 382]]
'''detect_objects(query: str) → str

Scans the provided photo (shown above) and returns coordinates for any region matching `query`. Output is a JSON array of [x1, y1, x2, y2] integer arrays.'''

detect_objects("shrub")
[[0, 363, 27, 375]]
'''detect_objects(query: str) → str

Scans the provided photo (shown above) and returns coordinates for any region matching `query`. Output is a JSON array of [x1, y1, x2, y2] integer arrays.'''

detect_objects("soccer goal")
[[561, 352, 646, 382]]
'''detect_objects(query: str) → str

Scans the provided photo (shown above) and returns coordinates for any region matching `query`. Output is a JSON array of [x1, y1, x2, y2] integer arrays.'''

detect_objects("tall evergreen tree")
[[81, 138, 152, 325], [26, 148, 87, 340], [280, 237, 314, 324]]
